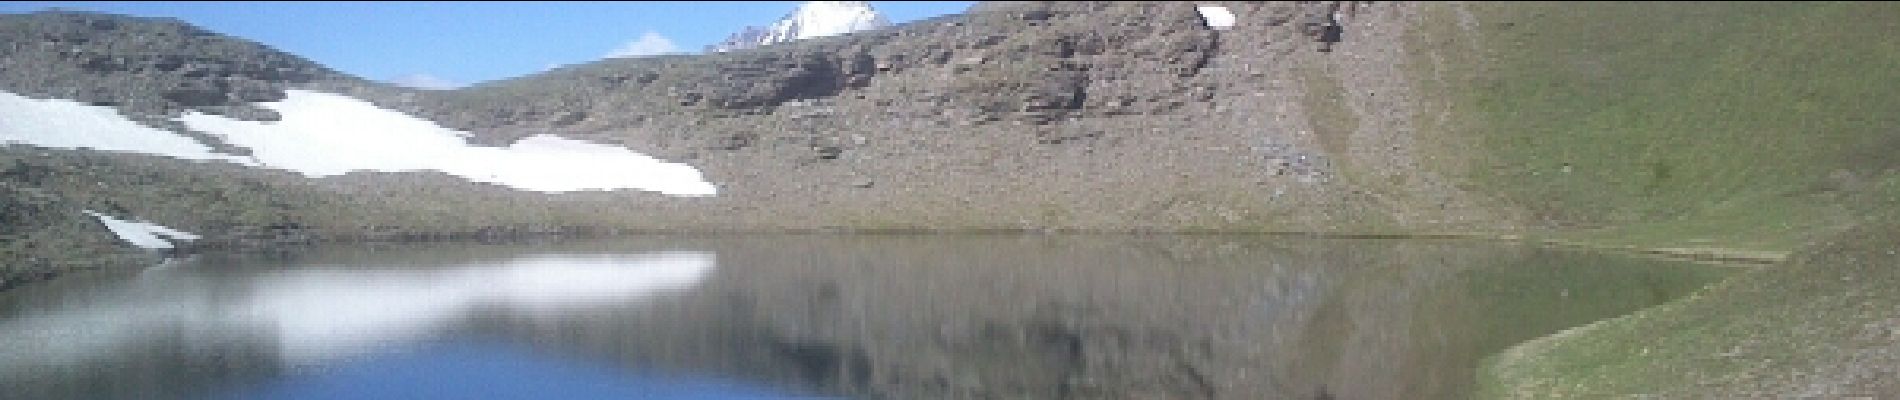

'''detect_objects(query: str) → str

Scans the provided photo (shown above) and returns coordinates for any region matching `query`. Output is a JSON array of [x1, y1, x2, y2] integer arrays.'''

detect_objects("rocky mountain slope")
[[708, 1, 893, 53], [5, 1, 1518, 286], [405, 1, 1510, 233]]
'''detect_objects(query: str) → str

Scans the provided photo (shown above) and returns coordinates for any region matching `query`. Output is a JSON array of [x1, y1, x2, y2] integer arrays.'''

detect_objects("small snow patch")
[[82, 210, 200, 250], [1198, 5, 1236, 30]]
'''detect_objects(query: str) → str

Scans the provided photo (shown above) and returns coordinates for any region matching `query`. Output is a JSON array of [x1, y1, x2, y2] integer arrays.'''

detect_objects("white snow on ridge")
[[709, 1, 891, 52], [1198, 5, 1237, 30], [0, 92, 256, 165], [782, 1, 890, 40], [0, 89, 719, 196], [82, 210, 201, 250]]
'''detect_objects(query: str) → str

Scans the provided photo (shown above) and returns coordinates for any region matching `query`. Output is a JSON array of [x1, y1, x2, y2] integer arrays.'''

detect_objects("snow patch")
[[0, 88, 718, 196], [178, 90, 718, 195], [0, 92, 255, 165], [82, 210, 200, 250], [1198, 5, 1237, 30]]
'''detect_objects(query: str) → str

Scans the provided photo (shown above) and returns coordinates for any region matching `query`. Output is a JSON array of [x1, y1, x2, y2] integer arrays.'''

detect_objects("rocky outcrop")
[[0, 11, 380, 155], [0, 12, 349, 123]]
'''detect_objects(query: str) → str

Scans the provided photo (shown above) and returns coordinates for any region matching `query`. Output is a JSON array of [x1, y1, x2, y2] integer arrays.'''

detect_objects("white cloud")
[[386, 73, 462, 90], [604, 31, 680, 58]]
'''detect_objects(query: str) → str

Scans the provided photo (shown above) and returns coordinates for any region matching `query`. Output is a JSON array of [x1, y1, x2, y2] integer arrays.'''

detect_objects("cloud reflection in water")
[[0, 251, 715, 372]]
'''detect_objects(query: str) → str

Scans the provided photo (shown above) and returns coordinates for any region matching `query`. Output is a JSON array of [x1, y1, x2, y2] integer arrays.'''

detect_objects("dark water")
[[0, 236, 1732, 399]]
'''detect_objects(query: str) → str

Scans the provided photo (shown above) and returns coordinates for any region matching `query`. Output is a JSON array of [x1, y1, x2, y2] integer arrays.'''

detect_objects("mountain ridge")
[[707, 1, 893, 53]]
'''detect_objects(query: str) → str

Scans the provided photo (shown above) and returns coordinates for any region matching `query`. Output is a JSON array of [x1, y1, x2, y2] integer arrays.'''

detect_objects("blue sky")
[[0, 1, 974, 88]]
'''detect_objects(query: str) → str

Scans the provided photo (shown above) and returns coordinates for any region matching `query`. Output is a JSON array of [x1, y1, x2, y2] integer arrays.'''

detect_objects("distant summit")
[[706, 1, 890, 53]]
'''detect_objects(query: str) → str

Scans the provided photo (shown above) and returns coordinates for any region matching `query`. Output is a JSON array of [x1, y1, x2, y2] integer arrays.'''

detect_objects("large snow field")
[[0, 89, 718, 196]]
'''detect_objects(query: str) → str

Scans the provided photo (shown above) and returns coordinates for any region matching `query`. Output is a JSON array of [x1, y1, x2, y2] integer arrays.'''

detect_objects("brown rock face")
[[399, 1, 1513, 233]]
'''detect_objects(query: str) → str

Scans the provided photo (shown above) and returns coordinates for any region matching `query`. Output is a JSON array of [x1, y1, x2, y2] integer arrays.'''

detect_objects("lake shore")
[[1480, 222, 1900, 398]]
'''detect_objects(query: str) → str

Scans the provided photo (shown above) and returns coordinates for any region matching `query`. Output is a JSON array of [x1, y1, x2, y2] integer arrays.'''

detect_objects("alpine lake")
[[0, 235, 1735, 399]]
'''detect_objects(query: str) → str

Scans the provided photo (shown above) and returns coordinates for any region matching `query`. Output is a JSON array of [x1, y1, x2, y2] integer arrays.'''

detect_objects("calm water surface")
[[0, 236, 1732, 399]]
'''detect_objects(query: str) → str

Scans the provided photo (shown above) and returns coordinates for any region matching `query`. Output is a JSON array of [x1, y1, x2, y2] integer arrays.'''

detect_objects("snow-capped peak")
[[708, 1, 891, 53]]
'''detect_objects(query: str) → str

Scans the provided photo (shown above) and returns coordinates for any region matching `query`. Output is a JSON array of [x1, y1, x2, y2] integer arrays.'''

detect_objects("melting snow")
[[178, 90, 718, 195], [82, 210, 201, 250], [1198, 5, 1237, 30], [0, 92, 255, 165], [0, 89, 718, 196]]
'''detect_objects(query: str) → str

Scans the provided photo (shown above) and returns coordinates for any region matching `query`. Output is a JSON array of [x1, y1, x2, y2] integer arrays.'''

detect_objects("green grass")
[[1301, 62, 1361, 165], [1481, 221, 1900, 398], [1421, 1, 1900, 249], [1406, 2, 1900, 396]]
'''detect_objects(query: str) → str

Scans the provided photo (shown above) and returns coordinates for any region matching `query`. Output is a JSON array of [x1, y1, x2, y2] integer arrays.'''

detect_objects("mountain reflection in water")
[[0, 236, 1730, 399]]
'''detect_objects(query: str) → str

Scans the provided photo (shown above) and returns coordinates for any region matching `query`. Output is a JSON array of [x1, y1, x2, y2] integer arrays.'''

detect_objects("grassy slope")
[[1420, 1, 1900, 252], [1480, 220, 1900, 398], [1407, 2, 1900, 396]]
